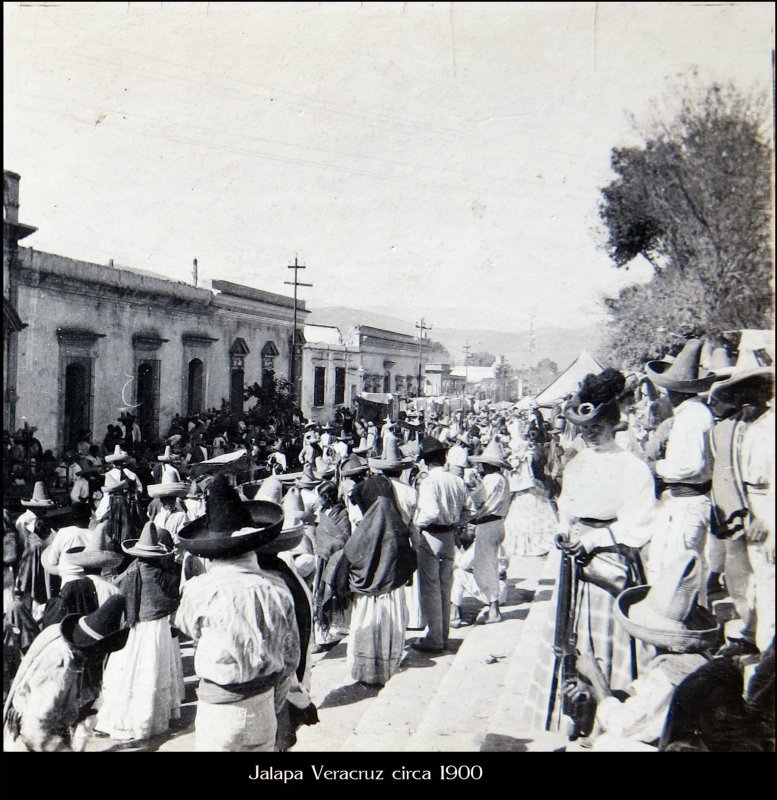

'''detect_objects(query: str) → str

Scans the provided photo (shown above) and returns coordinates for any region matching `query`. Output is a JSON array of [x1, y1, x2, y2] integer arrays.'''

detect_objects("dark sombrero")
[[177, 474, 283, 558], [645, 339, 718, 394], [60, 595, 130, 653]]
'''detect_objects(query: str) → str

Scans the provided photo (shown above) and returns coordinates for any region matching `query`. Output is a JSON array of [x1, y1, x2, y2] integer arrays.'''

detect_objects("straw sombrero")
[[64, 545, 124, 573], [157, 445, 180, 463], [615, 552, 720, 652], [122, 521, 174, 559], [470, 439, 512, 470], [105, 445, 132, 464], [147, 470, 189, 499], [340, 453, 368, 478], [21, 481, 55, 508], [368, 436, 412, 472]]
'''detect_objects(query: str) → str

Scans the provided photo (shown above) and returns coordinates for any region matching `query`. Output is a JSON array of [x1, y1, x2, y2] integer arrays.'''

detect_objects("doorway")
[[136, 360, 160, 442], [64, 361, 90, 450], [187, 358, 204, 415]]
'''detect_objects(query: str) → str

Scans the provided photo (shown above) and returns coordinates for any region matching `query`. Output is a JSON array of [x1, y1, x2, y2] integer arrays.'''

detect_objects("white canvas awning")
[[533, 350, 606, 404]]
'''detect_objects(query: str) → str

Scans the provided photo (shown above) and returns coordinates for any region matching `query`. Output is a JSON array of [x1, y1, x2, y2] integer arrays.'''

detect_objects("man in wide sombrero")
[[175, 476, 300, 751], [645, 339, 721, 601], [4, 595, 129, 751]]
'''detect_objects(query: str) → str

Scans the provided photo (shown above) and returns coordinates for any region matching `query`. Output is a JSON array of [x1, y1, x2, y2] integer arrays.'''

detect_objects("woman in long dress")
[[503, 440, 558, 558], [95, 521, 184, 742], [524, 369, 657, 733], [339, 475, 416, 686]]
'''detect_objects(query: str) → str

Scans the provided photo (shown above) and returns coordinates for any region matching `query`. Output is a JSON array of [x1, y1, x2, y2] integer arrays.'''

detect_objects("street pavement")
[[84, 551, 563, 753]]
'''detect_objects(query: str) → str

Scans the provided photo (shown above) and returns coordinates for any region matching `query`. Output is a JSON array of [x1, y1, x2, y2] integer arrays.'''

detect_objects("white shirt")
[[389, 477, 418, 529], [41, 525, 100, 584], [559, 446, 657, 549], [655, 397, 714, 485], [474, 472, 511, 520], [414, 466, 473, 530], [740, 407, 774, 534]]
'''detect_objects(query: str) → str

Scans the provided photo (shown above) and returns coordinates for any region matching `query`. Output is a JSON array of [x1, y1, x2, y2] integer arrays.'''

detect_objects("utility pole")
[[463, 340, 471, 397], [284, 256, 312, 406], [527, 314, 536, 397], [415, 317, 432, 398]]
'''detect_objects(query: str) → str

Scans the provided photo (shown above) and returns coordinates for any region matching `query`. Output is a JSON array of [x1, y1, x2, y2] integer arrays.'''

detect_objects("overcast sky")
[[4, 2, 773, 333]]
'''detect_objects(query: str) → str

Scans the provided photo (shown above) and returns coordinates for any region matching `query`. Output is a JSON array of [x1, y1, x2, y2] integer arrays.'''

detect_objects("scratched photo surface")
[[3, 1, 774, 758]]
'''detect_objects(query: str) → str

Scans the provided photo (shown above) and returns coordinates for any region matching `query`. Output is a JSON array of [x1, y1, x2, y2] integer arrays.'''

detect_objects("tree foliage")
[[468, 350, 496, 366], [243, 373, 296, 427], [599, 81, 773, 367]]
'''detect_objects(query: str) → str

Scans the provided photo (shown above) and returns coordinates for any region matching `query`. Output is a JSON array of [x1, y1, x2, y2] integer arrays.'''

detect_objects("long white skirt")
[[347, 589, 408, 686], [504, 488, 557, 557], [95, 616, 185, 740]]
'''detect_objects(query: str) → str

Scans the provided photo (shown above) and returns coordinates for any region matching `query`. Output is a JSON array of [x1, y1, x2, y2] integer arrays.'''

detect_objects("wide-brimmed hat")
[[157, 445, 180, 463], [21, 481, 55, 508], [281, 486, 308, 531], [296, 463, 322, 490], [320, 423, 333, 432], [254, 520, 305, 556], [340, 453, 369, 478], [147, 469, 189, 499], [705, 347, 737, 380], [167, 434, 183, 446], [64, 545, 124, 573], [419, 435, 449, 460], [646, 339, 718, 394], [254, 475, 283, 504], [337, 430, 352, 442], [708, 367, 774, 408], [615, 552, 720, 652], [304, 421, 318, 431], [564, 397, 619, 426], [314, 459, 337, 480], [122, 521, 174, 558], [105, 445, 132, 464], [369, 436, 412, 472], [456, 432, 470, 446], [177, 475, 283, 558], [352, 436, 370, 454], [61, 595, 130, 653], [470, 438, 512, 470]]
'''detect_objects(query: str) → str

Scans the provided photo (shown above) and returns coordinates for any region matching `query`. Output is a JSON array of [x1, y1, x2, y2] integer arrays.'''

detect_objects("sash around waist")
[[197, 671, 281, 705], [471, 515, 504, 526], [422, 523, 456, 534], [666, 481, 712, 498], [577, 517, 617, 528]]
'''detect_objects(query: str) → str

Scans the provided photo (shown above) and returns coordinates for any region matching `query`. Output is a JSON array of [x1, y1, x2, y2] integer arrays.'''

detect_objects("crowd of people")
[[2, 336, 774, 752]]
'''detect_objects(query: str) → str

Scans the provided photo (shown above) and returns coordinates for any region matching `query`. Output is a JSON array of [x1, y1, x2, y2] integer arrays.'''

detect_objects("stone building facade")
[[301, 323, 427, 422], [4, 170, 306, 454]]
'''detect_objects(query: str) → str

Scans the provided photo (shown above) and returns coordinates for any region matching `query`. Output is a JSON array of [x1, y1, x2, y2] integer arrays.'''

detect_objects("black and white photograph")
[[3, 1, 774, 762]]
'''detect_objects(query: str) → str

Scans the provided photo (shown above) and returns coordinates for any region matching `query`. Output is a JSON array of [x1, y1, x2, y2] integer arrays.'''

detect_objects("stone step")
[[481, 549, 564, 751], [401, 555, 549, 752]]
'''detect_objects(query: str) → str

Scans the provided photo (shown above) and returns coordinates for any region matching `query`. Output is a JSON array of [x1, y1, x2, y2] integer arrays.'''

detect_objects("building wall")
[[13, 248, 299, 452], [300, 343, 357, 422]]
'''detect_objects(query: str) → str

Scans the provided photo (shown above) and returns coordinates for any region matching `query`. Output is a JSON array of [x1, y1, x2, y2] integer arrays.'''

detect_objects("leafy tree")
[[468, 350, 496, 366], [243, 373, 296, 427], [599, 80, 773, 367], [425, 339, 452, 363]]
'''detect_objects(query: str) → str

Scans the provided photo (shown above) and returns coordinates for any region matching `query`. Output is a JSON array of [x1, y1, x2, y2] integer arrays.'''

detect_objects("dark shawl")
[[16, 517, 53, 605], [256, 554, 312, 684], [342, 496, 417, 597], [120, 560, 179, 627], [41, 578, 100, 629], [314, 506, 350, 561], [349, 473, 395, 516]]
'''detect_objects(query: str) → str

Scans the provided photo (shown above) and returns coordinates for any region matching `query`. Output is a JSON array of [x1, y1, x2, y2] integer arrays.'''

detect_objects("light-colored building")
[[301, 323, 427, 421], [4, 170, 306, 453]]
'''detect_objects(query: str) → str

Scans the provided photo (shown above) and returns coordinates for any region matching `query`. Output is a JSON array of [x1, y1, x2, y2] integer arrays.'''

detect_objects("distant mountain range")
[[306, 305, 610, 371]]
